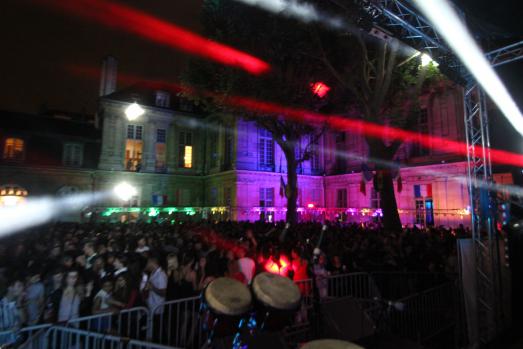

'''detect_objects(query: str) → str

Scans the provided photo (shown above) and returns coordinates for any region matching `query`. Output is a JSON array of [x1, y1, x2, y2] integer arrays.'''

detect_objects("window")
[[312, 189, 321, 206], [415, 199, 425, 225], [413, 108, 429, 157], [210, 132, 218, 168], [439, 100, 449, 136], [156, 129, 166, 143], [3, 138, 24, 161], [259, 188, 274, 207], [371, 188, 381, 208], [224, 133, 233, 169], [335, 132, 346, 173], [178, 132, 193, 168], [210, 187, 218, 206], [310, 135, 320, 172], [224, 187, 232, 206], [63, 143, 83, 167], [127, 125, 143, 140], [155, 91, 171, 108], [258, 128, 274, 169], [336, 189, 347, 208], [125, 125, 143, 171]]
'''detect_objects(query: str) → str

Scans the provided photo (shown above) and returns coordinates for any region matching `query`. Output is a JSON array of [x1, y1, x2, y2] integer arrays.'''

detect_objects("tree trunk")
[[284, 146, 299, 225], [378, 168, 402, 232], [369, 140, 402, 232]]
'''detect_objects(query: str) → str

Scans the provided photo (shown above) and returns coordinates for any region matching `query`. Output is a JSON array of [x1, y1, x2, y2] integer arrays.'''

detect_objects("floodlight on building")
[[125, 102, 145, 121], [114, 182, 137, 201], [420, 53, 439, 67]]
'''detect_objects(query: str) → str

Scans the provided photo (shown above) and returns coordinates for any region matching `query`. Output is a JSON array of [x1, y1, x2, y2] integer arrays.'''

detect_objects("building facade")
[[0, 61, 473, 227]]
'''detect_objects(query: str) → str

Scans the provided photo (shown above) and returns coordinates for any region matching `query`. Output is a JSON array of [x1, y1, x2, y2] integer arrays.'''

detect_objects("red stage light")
[[307, 203, 315, 208], [36, 0, 270, 75], [265, 255, 290, 276], [311, 82, 330, 98]]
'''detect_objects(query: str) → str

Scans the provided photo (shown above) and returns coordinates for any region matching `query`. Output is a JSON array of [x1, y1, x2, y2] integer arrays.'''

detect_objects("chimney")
[[99, 56, 118, 97]]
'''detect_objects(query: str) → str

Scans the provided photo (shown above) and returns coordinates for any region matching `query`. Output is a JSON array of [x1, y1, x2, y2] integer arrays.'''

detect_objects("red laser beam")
[[224, 95, 523, 168], [67, 64, 523, 168], [35, 0, 270, 75]]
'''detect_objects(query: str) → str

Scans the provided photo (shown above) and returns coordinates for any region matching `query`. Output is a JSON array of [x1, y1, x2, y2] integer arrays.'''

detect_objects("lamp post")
[[114, 182, 137, 223]]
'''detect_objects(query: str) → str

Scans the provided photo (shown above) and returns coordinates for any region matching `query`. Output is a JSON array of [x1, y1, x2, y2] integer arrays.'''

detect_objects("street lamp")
[[114, 182, 137, 201], [114, 182, 137, 222], [421, 53, 439, 67], [125, 102, 145, 121]]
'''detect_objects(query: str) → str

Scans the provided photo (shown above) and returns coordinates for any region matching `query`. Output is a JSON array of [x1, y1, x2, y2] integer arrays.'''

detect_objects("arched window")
[[3, 138, 24, 160]]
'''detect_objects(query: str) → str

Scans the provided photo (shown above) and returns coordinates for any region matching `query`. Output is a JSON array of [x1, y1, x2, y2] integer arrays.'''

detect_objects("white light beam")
[[413, 0, 523, 137]]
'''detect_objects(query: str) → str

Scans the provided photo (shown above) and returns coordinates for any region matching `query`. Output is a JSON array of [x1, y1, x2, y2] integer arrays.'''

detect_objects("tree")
[[308, 0, 442, 231], [184, 0, 328, 224]]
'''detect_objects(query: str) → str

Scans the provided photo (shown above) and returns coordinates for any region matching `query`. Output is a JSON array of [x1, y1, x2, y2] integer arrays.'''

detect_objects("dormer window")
[[3, 138, 24, 161], [155, 91, 171, 108]]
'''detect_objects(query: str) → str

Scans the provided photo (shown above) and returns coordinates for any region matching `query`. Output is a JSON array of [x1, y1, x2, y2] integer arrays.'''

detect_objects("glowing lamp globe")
[[310, 82, 330, 98], [114, 182, 137, 201], [421, 53, 439, 67], [125, 102, 145, 121]]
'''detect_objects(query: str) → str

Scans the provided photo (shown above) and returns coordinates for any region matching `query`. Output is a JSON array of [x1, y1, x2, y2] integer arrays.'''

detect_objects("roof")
[[0, 110, 101, 140], [102, 82, 204, 115]]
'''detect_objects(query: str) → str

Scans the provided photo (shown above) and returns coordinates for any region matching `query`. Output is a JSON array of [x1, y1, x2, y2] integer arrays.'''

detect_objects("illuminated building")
[[0, 57, 502, 227]]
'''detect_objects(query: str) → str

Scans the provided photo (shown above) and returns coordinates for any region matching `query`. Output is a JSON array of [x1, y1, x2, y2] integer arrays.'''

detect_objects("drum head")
[[204, 277, 252, 316], [301, 339, 365, 349], [252, 272, 301, 310]]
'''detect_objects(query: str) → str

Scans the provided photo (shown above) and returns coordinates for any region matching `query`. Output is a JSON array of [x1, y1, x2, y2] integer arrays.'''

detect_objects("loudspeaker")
[[212, 332, 289, 349], [320, 297, 375, 341]]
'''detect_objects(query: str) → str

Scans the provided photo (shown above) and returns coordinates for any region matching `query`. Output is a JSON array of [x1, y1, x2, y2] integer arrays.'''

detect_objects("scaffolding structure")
[[356, 0, 523, 345]]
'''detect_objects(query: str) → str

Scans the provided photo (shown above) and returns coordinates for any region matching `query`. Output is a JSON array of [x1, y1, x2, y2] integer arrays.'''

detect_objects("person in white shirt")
[[236, 247, 255, 284], [141, 256, 167, 342], [141, 256, 167, 315], [135, 236, 150, 254]]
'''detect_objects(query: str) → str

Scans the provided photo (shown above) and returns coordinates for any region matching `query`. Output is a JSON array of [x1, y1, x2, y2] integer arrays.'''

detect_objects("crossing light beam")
[[413, 0, 523, 137]]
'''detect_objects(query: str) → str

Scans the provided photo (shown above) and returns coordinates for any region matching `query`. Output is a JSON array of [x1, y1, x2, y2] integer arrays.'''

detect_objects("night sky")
[[0, 0, 521, 153]]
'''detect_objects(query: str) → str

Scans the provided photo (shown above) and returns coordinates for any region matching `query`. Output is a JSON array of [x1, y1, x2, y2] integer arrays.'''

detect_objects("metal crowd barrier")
[[149, 296, 204, 349], [0, 324, 51, 349], [365, 281, 458, 344], [5, 272, 456, 349], [369, 272, 455, 300], [46, 326, 182, 349], [325, 272, 381, 299], [66, 307, 149, 340]]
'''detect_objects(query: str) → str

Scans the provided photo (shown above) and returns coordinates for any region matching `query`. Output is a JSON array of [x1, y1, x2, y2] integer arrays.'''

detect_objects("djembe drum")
[[201, 277, 252, 342], [251, 272, 301, 331]]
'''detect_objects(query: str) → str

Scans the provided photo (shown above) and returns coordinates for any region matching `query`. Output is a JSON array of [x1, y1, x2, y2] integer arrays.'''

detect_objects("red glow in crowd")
[[36, 0, 270, 75], [310, 82, 331, 98], [264, 255, 291, 276]]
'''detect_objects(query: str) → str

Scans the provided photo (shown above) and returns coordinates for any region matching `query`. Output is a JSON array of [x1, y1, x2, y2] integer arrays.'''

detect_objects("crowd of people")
[[0, 220, 464, 339]]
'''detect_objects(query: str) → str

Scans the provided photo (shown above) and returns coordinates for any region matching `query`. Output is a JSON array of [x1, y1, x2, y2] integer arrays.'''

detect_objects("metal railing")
[[6, 272, 458, 349], [326, 272, 381, 299], [149, 296, 204, 349], [0, 324, 51, 349], [66, 307, 149, 340], [365, 282, 458, 345], [45, 326, 182, 349], [370, 272, 456, 300]]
